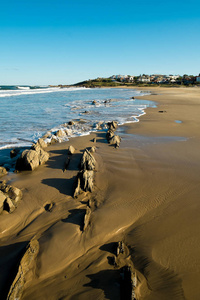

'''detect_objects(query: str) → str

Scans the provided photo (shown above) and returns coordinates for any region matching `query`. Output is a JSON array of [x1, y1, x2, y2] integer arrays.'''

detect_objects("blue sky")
[[0, 0, 200, 85]]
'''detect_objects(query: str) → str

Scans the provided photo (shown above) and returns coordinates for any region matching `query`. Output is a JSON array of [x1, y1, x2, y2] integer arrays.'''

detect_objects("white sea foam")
[[0, 86, 87, 98]]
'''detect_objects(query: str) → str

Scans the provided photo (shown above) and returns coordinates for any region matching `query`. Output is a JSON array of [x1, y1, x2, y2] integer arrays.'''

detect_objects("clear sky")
[[0, 0, 200, 85]]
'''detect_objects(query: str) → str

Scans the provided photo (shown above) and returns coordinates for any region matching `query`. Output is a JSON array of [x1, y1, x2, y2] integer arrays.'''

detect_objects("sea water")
[[0, 86, 155, 151]]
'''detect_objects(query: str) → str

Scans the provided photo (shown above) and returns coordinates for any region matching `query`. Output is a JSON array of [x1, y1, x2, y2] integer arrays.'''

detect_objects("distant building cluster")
[[110, 74, 200, 85]]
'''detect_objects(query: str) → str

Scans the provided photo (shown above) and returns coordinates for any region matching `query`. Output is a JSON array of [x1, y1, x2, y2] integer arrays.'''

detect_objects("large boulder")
[[0, 166, 7, 178], [16, 149, 39, 171], [16, 144, 49, 171]]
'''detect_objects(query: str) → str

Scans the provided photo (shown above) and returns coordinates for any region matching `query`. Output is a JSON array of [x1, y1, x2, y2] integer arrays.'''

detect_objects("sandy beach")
[[1, 86, 200, 299]]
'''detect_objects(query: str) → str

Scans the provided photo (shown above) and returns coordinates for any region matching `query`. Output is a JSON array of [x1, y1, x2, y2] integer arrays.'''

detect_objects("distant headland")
[[50, 73, 200, 88]]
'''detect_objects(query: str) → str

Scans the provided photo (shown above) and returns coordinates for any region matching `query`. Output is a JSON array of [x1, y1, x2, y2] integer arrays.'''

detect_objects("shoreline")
[[1, 87, 200, 299]]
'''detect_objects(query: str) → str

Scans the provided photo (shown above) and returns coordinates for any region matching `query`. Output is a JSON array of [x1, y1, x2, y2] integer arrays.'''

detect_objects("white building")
[[196, 76, 200, 82]]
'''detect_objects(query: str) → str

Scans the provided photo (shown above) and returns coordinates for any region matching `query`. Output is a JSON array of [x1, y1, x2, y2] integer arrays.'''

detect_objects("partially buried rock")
[[68, 145, 75, 155], [7, 239, 39, 300], [0, 166, 7, 178], [73, 170, 94, 198], [109, 135, 121, 148]]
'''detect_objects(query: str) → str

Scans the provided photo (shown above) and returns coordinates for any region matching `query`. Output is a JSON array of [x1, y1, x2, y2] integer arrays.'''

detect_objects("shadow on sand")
[[0, 241, 28, 300], [41, 176, 76, 197]]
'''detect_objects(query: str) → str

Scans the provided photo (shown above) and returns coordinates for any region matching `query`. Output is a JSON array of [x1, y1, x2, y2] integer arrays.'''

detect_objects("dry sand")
[[1, 87, 200, 299]]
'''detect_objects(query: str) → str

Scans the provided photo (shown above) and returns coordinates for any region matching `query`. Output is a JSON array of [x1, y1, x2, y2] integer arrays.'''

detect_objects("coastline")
[[1, 87, 200, 299]]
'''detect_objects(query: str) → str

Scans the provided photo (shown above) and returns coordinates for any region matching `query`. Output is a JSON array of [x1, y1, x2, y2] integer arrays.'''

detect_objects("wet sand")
[[1, 87, 200, 299]]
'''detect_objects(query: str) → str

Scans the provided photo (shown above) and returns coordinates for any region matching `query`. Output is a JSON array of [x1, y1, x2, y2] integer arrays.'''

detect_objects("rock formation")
[[80, 149, 96, 170], [0, 181, 22, 214], [116, 241, 125, 256], [15, 141, 49, 171], [0, 166, 7, 178], [7, 239, 39, 300], [73, 149, 96, 198], [106, 121, 121, 148], [83, 206, 91, 231]]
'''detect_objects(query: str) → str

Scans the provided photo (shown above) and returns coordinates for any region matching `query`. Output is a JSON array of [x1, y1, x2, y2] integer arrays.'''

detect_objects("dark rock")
[[68, 121, 75, 126], [92, 100, 97, 105], [158, 110, 167, 113], [107, 256, 117, 266], [10, 148, 20, 158]]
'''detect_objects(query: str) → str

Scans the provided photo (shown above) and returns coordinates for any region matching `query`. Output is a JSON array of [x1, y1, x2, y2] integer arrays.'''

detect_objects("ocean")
[[0, 86, 155, 151]]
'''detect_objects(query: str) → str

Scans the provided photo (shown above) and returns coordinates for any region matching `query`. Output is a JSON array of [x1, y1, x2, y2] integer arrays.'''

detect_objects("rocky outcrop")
[[15, 143, 49, 171], [74, 149, 96, 198], [0, 166, 7, 177], [81, 149, 96, 170], [7, 239, 39, 300], [83, 206, 91, 231], [117, 241, 125, 256], [106, 121, 121, 148], [0, 181, 22, 214]]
